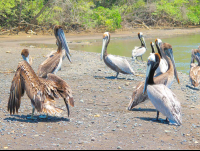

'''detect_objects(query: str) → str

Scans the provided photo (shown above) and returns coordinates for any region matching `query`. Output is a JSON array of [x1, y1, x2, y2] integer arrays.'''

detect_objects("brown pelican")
[[154, 39, 168, 77], [143, 53, 182, 125], [132, 32, 147, 61], [189, 48, 200, 87], [8, 49, 74, 119], [128, 40, 179, 110], [37, 25, 71, 78], [101, 32, 135, 78]]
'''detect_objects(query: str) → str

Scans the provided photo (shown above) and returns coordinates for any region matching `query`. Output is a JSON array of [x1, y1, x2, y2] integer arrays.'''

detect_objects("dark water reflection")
[[73, 33, 200, 74]]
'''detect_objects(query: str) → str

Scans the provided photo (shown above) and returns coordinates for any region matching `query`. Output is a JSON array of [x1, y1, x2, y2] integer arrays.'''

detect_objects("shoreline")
[[1, 27, 200, 43]]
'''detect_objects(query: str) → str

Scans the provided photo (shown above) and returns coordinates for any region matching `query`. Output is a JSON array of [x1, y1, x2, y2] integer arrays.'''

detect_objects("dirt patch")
[[0, 28, 200, 149]]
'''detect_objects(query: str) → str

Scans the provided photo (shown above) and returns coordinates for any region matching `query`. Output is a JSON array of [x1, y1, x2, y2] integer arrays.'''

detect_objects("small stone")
[[68, 141, 72, 144], [91, 137, 95, 141], [117, 146, 121, 149]]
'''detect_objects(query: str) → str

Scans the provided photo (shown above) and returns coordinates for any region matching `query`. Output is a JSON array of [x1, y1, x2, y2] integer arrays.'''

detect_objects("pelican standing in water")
[[37, 25, 71, 78], [190, 48, 200, 87], [8, 49, 74, 119], [132, 32, 147, 61], [143, 53, 182, 125], [101, 32, 135, 78], [128, 40, 179, 110]]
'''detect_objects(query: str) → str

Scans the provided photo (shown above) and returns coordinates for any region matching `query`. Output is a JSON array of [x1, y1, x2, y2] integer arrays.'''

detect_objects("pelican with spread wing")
[[8, 49, 74, 119]]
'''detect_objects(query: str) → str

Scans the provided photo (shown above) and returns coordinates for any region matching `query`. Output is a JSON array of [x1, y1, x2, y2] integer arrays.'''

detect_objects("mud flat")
[[0, 28, 200, 149]]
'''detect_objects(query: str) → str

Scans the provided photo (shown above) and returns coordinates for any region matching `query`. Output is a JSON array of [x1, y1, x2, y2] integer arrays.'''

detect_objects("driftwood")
[[0, 27, 19, 35]]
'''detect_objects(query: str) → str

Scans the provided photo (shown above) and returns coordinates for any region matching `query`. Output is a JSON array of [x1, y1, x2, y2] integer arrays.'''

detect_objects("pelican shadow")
[[4, 114, 70, 123], [186, 84, 199, 91], [94, 76, 134, 81], [130, 108, 157, 112], [136, 117, 169, 125]]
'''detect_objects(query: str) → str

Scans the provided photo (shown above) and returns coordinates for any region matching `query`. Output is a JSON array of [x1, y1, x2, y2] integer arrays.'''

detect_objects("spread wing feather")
[[8, 61, 46, 114], [37, 53, 61, 78]]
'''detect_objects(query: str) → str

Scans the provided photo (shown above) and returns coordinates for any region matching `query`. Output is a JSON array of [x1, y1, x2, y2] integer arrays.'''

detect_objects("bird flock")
[[7, 25, 200, 126]]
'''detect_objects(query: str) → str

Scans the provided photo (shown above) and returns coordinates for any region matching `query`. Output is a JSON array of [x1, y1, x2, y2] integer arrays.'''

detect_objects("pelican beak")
[[22, 55, 29, 64], [143, 60, 153, 94], [101, 37, 108, 60], [165, 48, 180, 84], [57, 28, 72, 63]]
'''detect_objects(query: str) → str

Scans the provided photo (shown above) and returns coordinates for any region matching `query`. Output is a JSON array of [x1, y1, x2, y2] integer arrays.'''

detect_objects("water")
[[73, 33, 200, 74]]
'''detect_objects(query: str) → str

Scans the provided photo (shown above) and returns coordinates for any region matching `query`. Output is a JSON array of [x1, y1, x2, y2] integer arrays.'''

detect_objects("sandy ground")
[[0, 28, 200, 150]]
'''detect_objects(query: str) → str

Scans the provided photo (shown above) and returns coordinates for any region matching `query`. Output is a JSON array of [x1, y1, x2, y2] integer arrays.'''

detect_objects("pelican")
[[154, 39, 168, 77], [189, 48, 200, 87], [101, 32, 135, 78], [128, 40, 179, 110], [143, 53, 182, 125], [132, 32, 147, 61], [37, 25, 71, 78], [8, 49, 74, 120]]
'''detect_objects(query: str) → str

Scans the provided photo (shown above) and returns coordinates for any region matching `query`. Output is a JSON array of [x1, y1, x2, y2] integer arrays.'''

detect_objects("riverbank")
[[0, 28, 200, 150]]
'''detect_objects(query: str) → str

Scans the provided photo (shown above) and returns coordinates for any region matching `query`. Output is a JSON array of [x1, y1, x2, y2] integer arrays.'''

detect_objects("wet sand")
[[0, 28, 200, 150]]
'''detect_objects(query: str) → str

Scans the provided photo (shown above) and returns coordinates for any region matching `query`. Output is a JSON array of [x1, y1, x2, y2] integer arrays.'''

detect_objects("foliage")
[[0, 0, 200, 31]]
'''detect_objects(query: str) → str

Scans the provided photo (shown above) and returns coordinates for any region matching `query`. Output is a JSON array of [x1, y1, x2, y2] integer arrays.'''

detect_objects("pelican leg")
[[156, 111, 159, 121], [27, 108, 37, 120], [141, 56, 143, 61], [115, 72, 119, 78]]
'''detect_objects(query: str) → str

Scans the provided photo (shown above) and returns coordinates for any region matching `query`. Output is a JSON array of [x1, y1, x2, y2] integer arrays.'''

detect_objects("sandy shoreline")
[[0, 28, 200, 149]]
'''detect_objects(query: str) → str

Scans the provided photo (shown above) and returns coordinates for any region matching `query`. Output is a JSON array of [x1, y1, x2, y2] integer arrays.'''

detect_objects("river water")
[[73, 33, 200, 74]]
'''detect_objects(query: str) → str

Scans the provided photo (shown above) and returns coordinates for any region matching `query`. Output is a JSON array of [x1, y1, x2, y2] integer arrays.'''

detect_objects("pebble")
[[91, 137, 95, 141]]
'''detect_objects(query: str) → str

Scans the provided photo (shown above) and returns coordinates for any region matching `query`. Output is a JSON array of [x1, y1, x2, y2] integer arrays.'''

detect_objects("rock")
[[91, 137, 95, 141]]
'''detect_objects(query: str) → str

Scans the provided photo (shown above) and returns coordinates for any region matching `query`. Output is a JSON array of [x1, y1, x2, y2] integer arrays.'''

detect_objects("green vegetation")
[[0, 0, 200, 32]]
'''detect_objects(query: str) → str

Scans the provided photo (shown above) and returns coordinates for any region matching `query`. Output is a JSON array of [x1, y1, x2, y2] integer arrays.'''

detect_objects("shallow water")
[[73, 33, 200, 74]]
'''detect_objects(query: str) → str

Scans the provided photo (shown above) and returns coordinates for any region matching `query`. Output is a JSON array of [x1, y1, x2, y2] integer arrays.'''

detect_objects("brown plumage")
[[37, 25, 71, 78], [189, 48, 200, 87], [8, 50, 74, 118]]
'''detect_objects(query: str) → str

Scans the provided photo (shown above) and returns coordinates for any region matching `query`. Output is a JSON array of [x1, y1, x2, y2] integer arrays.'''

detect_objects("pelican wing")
[[132, 47, 146, 57], [8, 61, 45, 114], [46, 73, 74, 107], [128, 81, 149, 110], [128, 74, 169, 110], [106, 54, 134, 74], [37, 53, 62, 78], [147, 84, 182, 125], [8, 65, 25, 114], [189, 63, 200, 87]]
